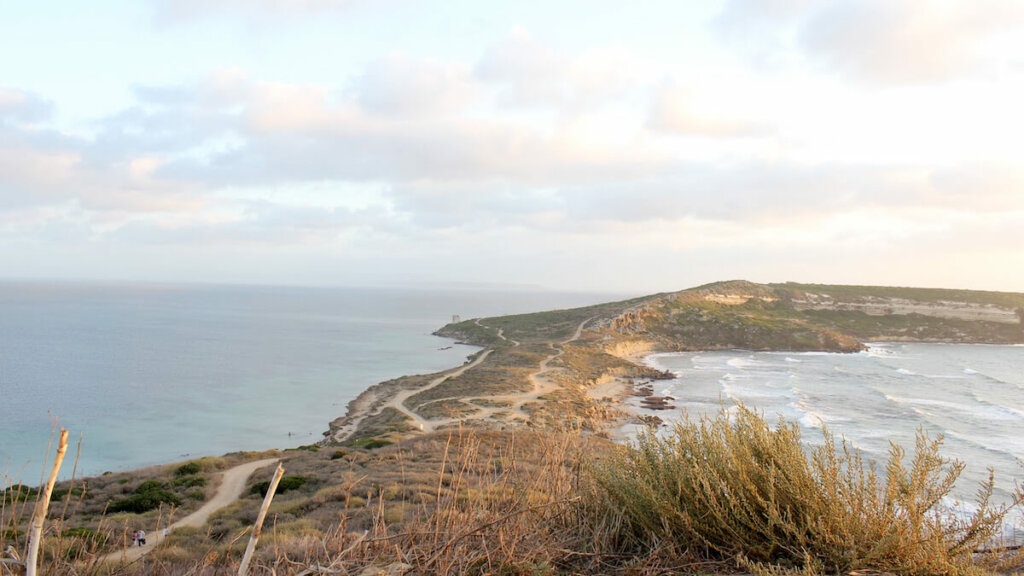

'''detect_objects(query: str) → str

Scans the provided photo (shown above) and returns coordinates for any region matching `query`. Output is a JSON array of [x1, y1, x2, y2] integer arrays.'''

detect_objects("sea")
[[634, 343, 1024, 530], [0, 281, 625, 482]]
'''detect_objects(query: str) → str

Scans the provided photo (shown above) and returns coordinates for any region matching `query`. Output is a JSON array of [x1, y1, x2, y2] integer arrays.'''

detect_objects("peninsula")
[[324, 280, 1024, 446], [5, 280, 1024, 576]]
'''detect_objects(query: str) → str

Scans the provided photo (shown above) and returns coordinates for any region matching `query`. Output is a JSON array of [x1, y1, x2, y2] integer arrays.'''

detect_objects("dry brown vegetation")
[[590, 407, 1024, 576], [4, 412, 1022, 576]]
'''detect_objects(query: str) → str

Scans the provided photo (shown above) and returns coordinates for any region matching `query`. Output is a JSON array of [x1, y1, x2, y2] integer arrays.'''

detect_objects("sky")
[[2, 0, 1023, 294]]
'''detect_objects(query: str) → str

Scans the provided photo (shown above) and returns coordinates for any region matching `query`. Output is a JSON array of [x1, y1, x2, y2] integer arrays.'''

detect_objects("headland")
[[323, 279, 1024, 447], [5, 279, 1024, 575]]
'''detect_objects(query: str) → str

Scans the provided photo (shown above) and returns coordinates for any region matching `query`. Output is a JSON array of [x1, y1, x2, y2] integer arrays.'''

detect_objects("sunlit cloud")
[[1, 1, 1023, 291]]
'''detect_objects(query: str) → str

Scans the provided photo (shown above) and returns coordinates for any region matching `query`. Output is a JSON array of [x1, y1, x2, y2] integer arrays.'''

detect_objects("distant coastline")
[[323, 280, 1024, 447]]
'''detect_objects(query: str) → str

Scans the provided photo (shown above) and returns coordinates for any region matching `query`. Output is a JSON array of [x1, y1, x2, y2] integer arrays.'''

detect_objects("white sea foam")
[[867, 344, 905, 359], [727, 356, 757, 369], [722, 381, 799, 402], [939, 497, 1024, 542], [944, 429, 1024, 460], [798, 411, 824, 429], [785, 357, 802, 363], [886, 394, 1024, 422]]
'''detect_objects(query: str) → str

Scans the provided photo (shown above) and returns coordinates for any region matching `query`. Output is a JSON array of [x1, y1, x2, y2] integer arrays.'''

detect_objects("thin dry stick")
[[26, 428, 69, 576], [238, 462, 284, 576], [59, 434, 83, 521]]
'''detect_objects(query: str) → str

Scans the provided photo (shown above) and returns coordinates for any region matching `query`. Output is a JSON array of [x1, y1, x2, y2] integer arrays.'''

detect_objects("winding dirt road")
[[332, 317, 591, 440], [380, 349, 494, 433], [98, 457, 279, 565], [412, 317, 593, 429]]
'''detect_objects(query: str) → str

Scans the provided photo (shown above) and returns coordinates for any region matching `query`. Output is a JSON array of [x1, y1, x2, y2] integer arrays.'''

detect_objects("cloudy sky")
[[2, 1, 1023, 293]]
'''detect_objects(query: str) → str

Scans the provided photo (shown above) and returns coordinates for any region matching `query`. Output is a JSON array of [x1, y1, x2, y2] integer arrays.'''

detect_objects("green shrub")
[[250, 475, 308, 497], [589, 405, 1023, 576], [2, 483, 38, 502], [51, 485, 87, 501], [108, 490, 182, 514], [175, 461, 202, 476], [349, 438, 392, 449], [288, 444, 319, 452], [135, 480, 168, 493], [62, 526, 108, 545], [330, 449, 348, 460], [108, 480, 182, 513], [61, 526, 109, 560], [173, 475, 206, 488]]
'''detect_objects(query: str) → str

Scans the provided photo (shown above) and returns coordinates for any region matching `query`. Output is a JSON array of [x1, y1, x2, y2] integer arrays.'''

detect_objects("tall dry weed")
[[588, 405, 1023, 575]]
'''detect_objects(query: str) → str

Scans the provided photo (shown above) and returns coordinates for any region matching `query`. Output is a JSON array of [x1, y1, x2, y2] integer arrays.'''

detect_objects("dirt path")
[[337, 317, 590, 439], [422, 317, 593, 428], [98, 457, 279, 565], [380, 349, 494, 433], [329, 327, 498, 443]]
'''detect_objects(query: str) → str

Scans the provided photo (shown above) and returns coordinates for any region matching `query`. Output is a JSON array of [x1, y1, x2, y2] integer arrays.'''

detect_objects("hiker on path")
[[137, 530, 146, 546]]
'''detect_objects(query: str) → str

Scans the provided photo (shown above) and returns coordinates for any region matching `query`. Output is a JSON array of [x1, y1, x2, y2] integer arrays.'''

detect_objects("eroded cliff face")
[[602, 338, 657, 362], [609, 307, 655, 333]]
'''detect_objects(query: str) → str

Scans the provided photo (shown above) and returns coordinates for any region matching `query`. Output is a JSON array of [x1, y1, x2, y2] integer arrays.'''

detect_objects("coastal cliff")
[[325, 280, 1024, 444]]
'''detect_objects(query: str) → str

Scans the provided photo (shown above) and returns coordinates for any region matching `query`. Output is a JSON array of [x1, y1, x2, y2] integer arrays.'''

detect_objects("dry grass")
[[588, 405, 1024, 576], [4, 418, 1022, 576]]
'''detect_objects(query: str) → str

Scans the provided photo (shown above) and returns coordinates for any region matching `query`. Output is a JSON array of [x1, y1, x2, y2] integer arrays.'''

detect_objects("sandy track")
[[97, 457, 279, 565], [421, 317, 592, 428], [335, 317, 589, 439], [379, 349, 494, 433]]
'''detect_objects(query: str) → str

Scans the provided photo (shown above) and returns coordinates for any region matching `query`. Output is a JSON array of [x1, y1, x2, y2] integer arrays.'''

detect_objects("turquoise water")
[[0, 282, 622, 481]]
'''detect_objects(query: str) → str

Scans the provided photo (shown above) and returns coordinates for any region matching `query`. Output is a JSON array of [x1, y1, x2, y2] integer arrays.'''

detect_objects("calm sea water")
[[635, 343, 1024, 522], [0, 282, 623, 482]]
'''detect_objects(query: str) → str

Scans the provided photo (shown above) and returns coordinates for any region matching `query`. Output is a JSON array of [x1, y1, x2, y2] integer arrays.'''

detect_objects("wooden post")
[[237, 462, 284, 576], [25, 428, 69, 576]]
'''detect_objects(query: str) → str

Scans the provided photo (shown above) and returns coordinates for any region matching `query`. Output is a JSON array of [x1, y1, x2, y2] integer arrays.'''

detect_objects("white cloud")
[[475, 28, 647, 110], [4, 14, 1024, 291], [717, 0, 1024, 84], [801, 0, 1024, 84], [152, 0, 356, 22], [0, 88, 54, 123], [353, 55, 477, 117], [648, 82, 772, 137]]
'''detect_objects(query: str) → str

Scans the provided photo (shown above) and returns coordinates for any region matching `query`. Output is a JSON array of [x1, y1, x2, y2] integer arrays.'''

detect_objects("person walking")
[[137, 529, 146, 546]]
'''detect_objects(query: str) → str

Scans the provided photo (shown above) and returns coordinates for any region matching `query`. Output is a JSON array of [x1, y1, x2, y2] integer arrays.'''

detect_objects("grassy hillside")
[[439, 280, 1024, 354], [774, 281, 1024, 308], [594, 280, 1024, 351]]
